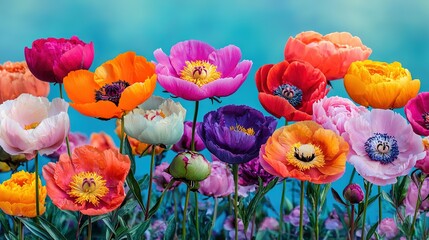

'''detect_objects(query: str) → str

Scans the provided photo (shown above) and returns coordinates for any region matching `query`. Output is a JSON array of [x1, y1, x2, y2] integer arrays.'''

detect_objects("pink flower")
[[223, 215, 253, 240], [324, 209, 343, 230], [0, 61, 49, 104], [312, 96, 368, 136], [377, 218, 399, 239], [0, 94, 70, 160], [153, 162, 181, 191], [199, 160, 234, 198], [172, 121, 205, 152], [405, 92, 429, 136], [344, 109, 425, 185], [46, 132, 87, 160], [403, 177, 429, 216], [154, 40, 252, 101], [415, 137, 429, 174], [258, 217, 279, 231], [283, 206, 309, 227], [24, 36, 94, 83], [284, 31, 372, 80]]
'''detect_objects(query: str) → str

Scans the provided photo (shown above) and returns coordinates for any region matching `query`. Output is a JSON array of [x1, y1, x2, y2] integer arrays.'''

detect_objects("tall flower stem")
[[190, 101, 199, 151], [349, 205, 355, 240], [34, 153, 40, 216], [299, 181, 305, 240], [208, 197, 219, 240], [17, 218, 23, 240], [59, 84, 72, 158], [278, 180, 286, 240], [314, 184, 320, 240], [378, 185, 382, 223], [233, 164, 239, 240], [348, 168, 356, 185], [410, 177, 424, 239], [194, 191, 200, 240], [144, 146, 156, 220], [119, 115, 125, 154], [87, 216, 92, 240], [361, 181, 372, 240], [182, 185, 191, 240]]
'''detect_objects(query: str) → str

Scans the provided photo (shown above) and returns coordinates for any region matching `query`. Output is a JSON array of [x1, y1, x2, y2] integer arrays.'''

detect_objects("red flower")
[[255, 60, 328, 121]]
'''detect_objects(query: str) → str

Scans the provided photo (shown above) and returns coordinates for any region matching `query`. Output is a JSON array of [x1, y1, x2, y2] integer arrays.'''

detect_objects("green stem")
[[378, 185, 382, 224], [144, 146, 156, 220], [208, 197, 218, 240], [278, 180, 286, 240], [119, 115, 125, 154], [410, 179, 424, 239], [299, 181, 305, 240], [182, 185, 191, 240], [194, 191, 200, 240], [59, 84, 72, 158], [18, 218, 23, 240], [315, 184, 320, 240], [361, 181, 372, 240], [233, 164, 239, 240], [348, 168, 356, 185], [87, 216, 92, 240], [35, 153, 40, 216], [190, 100, 199, 151], [349, 205, 355, 240]]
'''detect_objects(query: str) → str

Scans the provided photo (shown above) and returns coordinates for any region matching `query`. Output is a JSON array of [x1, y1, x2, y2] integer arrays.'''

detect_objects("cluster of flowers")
[[0, 30, 428, 240]]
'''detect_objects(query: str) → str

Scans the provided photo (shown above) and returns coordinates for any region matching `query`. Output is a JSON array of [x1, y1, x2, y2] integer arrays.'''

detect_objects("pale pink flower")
[[199, 160, 234, 198], [377, 218, 399, 239], [0, 94, 69, 159], [258, 217, 279, 231], [403, 177, 429, 216], [283, 206, 309, 227], [344, 109, 425, 185]]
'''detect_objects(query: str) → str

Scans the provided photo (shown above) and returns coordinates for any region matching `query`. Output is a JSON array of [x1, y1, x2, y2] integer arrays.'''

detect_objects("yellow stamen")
[[24, 122, 40, 130], [286, 143, 325, 171], [230, 124, 255, 136], [68, 172, 108, 206], [180, 60, 221, 87]]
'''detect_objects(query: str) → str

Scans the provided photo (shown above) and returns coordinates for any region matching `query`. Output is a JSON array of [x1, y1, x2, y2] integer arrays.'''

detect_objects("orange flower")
[[0, 61, 49, 104], [344, 60, 420, 109], [0, 171, 46, 217], [42, 145, 130, 215], [89, 132, 118, 151], [63, 52, 156, 119], [260, 121, 349, 184]]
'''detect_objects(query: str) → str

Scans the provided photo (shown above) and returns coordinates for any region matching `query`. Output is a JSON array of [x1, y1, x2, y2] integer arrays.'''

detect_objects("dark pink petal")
[[169, 40, 215, 74], [156, 75, 210, 101], [154, 48, 177, 76], [208, 45, 242, 77]]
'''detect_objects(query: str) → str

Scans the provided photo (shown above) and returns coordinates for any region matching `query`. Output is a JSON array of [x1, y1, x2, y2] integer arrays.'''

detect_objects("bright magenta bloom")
[[415, 137, 429, 174], [154, 40, 252, 101], [405, 92, 429, 136], [25, 36, 94, 83]]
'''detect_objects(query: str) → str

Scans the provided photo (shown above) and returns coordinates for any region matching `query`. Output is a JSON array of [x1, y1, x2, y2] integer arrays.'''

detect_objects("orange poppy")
[[63, 52, 156, 119], [260, 121, 349, 184]]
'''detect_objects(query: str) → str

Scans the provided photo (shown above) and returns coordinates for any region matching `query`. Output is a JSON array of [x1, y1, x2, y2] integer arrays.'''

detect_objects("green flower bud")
[[168, 151, 211, 181]]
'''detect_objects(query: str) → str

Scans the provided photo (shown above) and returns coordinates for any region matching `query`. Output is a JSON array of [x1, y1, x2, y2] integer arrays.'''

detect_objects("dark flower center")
[[423, 113, 429, 129], [273, 84, 303, 107], [95, 80, 130, 106], [364, 133, 399, 164]]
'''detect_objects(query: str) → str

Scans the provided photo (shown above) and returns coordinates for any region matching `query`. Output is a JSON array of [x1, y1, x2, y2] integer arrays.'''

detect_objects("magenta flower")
[[405, 92, 429, 136], [403, 177, 429, 216], [377, 218, 399, 239], [172, 121, 205, 152], [199, 160, 234, 198], [24, 36, 94, 83], [154, 40, 252, 101], [343, 183, 364, 204], [153, 162, 181, 192], [415, 137, 429, 174], [344, 109, 426, 185], [312, 96, 368, 136]]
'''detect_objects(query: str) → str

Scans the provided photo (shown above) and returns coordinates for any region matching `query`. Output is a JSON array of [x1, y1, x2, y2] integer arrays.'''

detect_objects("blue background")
[[1, 0, 429, 224]]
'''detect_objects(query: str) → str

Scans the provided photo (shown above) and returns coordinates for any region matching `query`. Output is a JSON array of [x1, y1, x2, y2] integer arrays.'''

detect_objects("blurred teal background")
[[1, 0, 429, 225]]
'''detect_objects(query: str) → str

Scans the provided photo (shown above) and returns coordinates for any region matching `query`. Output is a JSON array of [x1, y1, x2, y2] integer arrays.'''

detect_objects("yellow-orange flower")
[[260, 121, 349, 184], [63, 52, 156, 119], [0, 171, 46, 217], [344, 60, 420, 109]]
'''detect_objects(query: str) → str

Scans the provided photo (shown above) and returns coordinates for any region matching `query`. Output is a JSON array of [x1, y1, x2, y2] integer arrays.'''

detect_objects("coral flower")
[[24, 36, 94, 83], [63, 51, 156, 119], [405, 92, 429, 136], [255, 60, 328, 121], [0, 171, 46, 217], [344, 60, 420, 109], [0, 94, 70, 160], [284, 31, 372, 80], [344, 109, 426, 185], [154, 40, 252, 101], [0, 61, 49, 104], [260, 121, 349, 184], [124, 96, 186, 146], [198, 105, 277, 164], [42, 145, 130, 215], [89, 132, 118, 151]]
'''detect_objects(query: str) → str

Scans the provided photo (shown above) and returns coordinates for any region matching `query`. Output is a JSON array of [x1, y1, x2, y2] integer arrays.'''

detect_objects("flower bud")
[[168, 151, 211, 181], [343, 183, 364, 204]]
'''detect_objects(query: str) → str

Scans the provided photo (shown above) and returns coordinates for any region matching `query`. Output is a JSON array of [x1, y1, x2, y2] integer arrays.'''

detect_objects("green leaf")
[[381, 190, 395, 207], [102, 218, 116, 233], [331, 188, 348, 206], [366, 222, 379, 240], [124, 137, 136, 173], [37, 217, 68, 240], [163, 215, 176, 240], [19, 217, 51, 240], [5, 232, 17, 240], [0, 211, 11, 233], [126, 170, 146, 214], [129, 219, 151, 236], [147, 180, 176, 218], [319, 183, 331, 209]]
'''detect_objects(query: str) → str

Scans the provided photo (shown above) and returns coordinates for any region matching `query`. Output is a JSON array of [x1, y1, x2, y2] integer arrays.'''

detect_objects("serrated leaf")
[[331, 188, 348, 206], [163, 215, 176, 240], [366, 222, 379, 240]]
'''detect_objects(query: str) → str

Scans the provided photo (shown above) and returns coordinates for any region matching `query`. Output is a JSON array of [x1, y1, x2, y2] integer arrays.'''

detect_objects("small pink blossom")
[[403, 177, 429, 216], [377, 218, 399, 239], [153, 162, 181, 191], [258, 217, 279, 231], [199, 160, 234, 198]]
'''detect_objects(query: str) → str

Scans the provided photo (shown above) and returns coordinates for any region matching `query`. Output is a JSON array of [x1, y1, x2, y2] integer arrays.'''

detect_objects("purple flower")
[[153, 162, 181, 191], [154, 40, 252, 101], [258, 217, 279, 231], [24, 36, 94, 83], [223, 215, 253, 240], [199, 160, 234, 198], [324, 209, 343, 230], [45, 132, 87, 160], [283, 206, 309, 227], [377, 218, 399, 239], [198, 105, 277, 164], [145, 220, 167, 240], [172, 121, 205, 152], [239, 156, 276, 186]]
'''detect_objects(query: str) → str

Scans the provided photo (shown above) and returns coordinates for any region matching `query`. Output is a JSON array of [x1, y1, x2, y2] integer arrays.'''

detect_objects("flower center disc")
[[95, 80, 130, 106], [180, 60, 221, 87], [364, 133, 399, 164], [68, 171, 108, 206], [24, 122, 40, 130], [230, 124, 255, 136], [144, 110, 166, 121], [286, 143, 325, 170], [423, 113, 429, 129], [273, 84, 303, 107]]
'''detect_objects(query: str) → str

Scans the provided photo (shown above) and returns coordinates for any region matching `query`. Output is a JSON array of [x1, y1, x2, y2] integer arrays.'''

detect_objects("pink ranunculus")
[[403, 177, 429, 216], [154, 40, 252, 101], [312, 96, 369, 136], [415, 137, 429, 174], [344, 109, 426, 185], [284, 31, 372, 80], [24, 36, 94, 83], [198, 160, 234, 198], [0, 94, 70, 160], [153, 162, 181, 192], [172, 121, 205, 152], [405, 92, 429, 136], [377, 218, 399, 239], [0, 61, 49, 104], [45, 132, 87, 160]]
